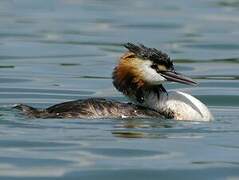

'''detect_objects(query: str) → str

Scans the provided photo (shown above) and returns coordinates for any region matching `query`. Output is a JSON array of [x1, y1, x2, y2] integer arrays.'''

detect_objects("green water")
[[0, 0, 239, 179]]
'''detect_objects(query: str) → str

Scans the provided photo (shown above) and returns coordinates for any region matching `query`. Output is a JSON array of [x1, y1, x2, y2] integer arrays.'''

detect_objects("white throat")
[[133, 90, 213, 121]]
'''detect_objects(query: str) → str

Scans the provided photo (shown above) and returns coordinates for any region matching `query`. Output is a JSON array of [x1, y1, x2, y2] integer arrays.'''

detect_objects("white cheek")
[[139, 62, 166, 84]]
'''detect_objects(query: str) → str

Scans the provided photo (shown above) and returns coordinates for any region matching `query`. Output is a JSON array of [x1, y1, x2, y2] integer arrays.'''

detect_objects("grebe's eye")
[[151, 64, 161, 73], [151, 64, 158, 70]]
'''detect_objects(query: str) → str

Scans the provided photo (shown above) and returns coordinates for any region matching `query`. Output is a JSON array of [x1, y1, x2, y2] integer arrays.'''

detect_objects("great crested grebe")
[[15, 43, 213, 121]]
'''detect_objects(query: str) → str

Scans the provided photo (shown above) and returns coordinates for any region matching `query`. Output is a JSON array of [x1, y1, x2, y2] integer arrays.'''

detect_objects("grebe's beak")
[[161, 71, 198, 86]]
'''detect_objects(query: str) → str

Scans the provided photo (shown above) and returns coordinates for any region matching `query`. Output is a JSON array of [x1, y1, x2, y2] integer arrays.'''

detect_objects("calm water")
[[0, 0, 239, 179]]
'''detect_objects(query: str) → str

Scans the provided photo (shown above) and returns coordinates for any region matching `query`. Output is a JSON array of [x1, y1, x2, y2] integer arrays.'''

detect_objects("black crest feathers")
[[124, 43, 174, 70]]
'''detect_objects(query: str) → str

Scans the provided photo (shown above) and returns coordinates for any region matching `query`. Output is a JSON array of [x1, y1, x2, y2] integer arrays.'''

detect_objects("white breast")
[[143, 91, 213, 121]]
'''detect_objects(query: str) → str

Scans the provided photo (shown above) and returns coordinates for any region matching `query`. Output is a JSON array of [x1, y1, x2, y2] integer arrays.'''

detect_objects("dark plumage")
[[124, 43, 174, 70]]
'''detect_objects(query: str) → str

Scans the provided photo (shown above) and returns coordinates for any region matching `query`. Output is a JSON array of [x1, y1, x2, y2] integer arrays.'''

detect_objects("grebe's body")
[[15, 43, 213, 121]]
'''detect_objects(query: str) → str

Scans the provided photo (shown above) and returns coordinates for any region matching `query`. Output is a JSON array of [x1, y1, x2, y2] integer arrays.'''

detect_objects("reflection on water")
[[0, 0, 239, 179]]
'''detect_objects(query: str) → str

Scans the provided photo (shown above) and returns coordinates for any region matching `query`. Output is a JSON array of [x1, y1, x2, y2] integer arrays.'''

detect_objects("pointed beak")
[[161, 71, 198, 86]]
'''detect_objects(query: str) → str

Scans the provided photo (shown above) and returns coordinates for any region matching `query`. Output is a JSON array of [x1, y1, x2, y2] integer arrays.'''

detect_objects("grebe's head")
[[113, 43, 197, 100]]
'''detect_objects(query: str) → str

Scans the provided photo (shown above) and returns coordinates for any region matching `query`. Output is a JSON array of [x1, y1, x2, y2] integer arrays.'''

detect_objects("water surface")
[[0, 0, 239, 179]]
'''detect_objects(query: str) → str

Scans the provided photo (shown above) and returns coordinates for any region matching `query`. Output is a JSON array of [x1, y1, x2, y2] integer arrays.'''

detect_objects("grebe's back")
[[15, 98, 163, 119]]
